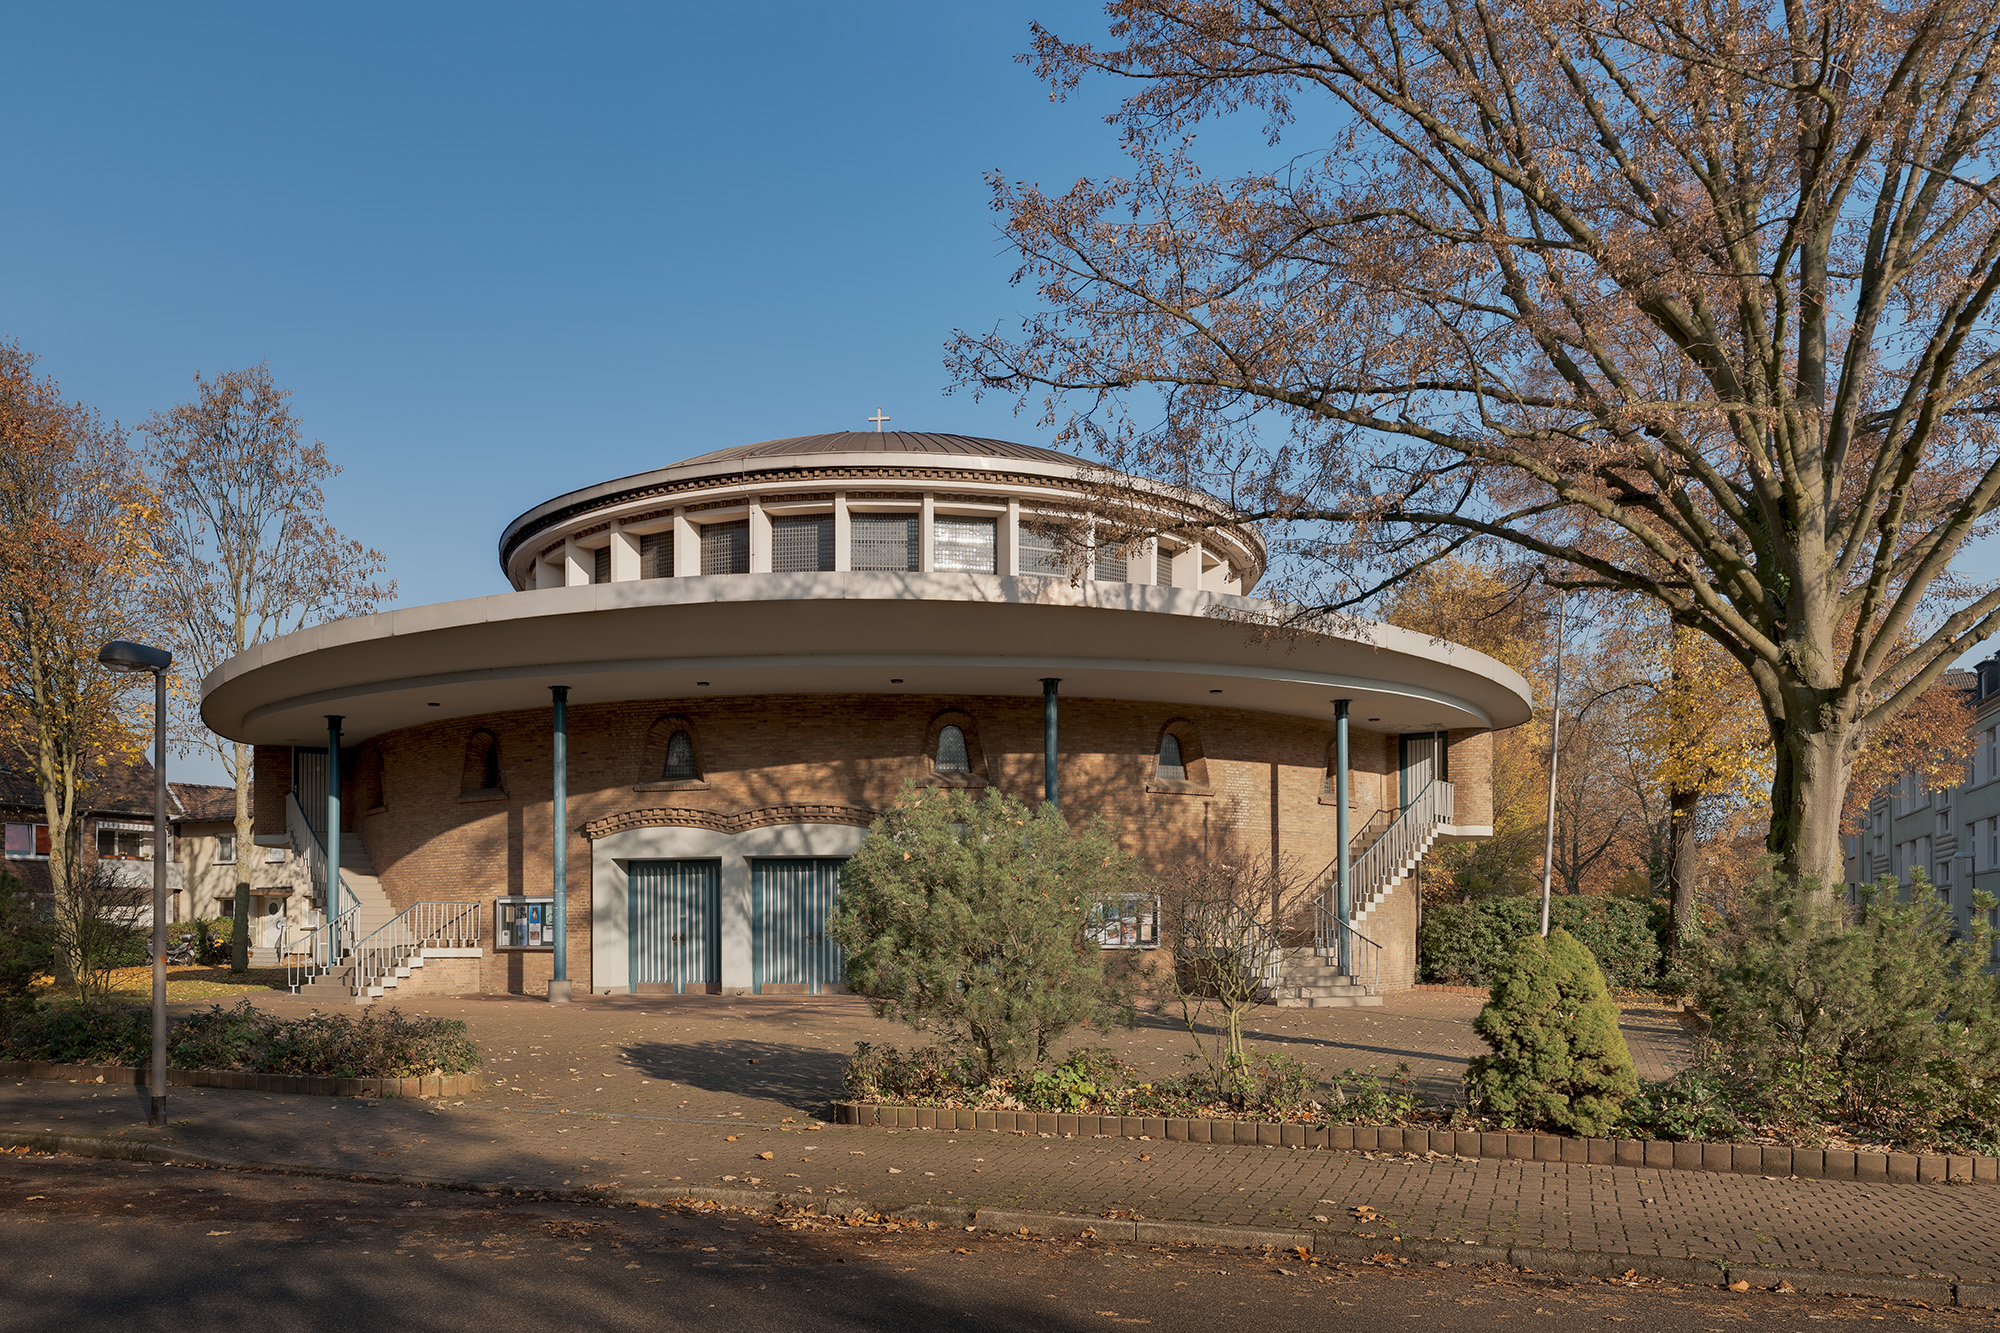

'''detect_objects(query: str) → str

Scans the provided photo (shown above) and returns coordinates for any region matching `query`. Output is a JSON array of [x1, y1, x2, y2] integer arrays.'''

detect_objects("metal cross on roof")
[[869, 409, 891, 432]]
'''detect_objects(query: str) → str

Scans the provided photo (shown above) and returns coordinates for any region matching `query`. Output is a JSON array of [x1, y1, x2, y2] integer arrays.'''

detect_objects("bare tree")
[[954, 0, 2000, 885], [0, 341, 158, 978], [1154, 850, 1310, 1103], [144, 366, 393, 970]]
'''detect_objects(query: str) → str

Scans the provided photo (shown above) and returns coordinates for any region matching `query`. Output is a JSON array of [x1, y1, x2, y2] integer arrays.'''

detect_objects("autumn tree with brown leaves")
[[954, 0, 2000, 886], [0, 342, 160, 976], [144, 365, 393, 970]]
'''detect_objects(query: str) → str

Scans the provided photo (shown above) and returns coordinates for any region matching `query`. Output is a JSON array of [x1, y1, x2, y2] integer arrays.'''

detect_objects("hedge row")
[[0, 1000, 480, 1079], [1420, 896, 1664, 989]]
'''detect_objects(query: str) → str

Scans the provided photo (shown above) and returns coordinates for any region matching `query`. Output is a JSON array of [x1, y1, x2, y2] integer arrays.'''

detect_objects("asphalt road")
[[0, 1156, 1979, 1332]]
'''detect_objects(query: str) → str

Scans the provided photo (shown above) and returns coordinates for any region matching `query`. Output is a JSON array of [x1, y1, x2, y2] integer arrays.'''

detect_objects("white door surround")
[[590, 820, 868, 994]]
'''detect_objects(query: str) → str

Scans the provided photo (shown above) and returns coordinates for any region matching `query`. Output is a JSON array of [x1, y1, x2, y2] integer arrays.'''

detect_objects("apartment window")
[[850, 514, 918, 572], [933, 517, 997, 573], [593, 547, 611, 584], [771, 515, 834, 573], [699, 520, 750, 575], [216, 834, 237, 865], [266, 845, 287, 864], [3, 823, 49, 860], [96, 823, 153, 860], [640, 531, 674, 579]]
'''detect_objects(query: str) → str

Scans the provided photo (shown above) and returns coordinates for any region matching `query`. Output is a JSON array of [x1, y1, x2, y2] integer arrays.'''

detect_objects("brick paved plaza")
[[8, 989, 1997, 1285]]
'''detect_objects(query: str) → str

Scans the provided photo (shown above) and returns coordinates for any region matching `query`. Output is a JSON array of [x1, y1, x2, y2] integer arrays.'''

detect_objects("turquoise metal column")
[[1334, 700, 1351, 974], [324, 715, 343, 970], [550, 685, 571, 1002], [1041, 678, 1061, 808]]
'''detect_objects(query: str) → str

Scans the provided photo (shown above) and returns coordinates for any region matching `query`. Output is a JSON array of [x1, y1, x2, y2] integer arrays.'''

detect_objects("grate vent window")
[[851, 514, 919, 571], [772, 515, 835, 572], [699, 520, 750, 575], [933, 517, 997, 573]]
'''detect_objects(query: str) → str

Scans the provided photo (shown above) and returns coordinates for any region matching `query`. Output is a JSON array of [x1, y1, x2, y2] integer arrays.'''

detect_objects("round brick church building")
[[201, 431, 1531, 1003]]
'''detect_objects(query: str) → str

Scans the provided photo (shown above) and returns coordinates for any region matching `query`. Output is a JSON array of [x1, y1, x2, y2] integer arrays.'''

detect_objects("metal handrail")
[[349, 900, 483, 997], [283, 904, 356, 993], [1308, 778, 1454, 987], [1313, 908, 1383, 994]]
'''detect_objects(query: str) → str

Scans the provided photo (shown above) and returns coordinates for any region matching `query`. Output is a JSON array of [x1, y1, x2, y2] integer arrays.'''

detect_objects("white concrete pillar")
[[673, 508, 698, 577], [534, 555, 564, 590], [919, 494, 935, 573], [1132, 536, 1155, 585], [832, 492, 852, 572], [748, 496, 771, 573], [719, 856, 752, 992], [1002, 498, 1020, 575], [1172, 542, 1203, 591], [563, 538, 591, 587], [610, 527, 640, 582]]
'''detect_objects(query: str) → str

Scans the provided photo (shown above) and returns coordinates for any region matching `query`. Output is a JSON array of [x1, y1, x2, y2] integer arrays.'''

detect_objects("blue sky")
[[3, 2, 1127, 616], [4, 5, 1992, 783]]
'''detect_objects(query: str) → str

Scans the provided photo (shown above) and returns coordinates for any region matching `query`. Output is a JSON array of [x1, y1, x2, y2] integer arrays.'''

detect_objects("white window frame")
[[215, 833, 237, 865]]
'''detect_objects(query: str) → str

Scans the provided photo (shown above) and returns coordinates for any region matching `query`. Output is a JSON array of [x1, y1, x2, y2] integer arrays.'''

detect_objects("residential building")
[[1844, 660, 2000, 946]]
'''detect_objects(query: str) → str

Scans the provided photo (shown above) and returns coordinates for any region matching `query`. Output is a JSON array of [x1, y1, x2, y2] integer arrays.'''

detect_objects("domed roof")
[[673, 430, 1086, 469]]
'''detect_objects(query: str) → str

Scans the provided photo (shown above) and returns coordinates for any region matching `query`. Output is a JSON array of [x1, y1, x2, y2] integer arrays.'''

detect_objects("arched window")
[[1323, 740, 1338, 795], [922, 710, 987, 784], [935, 725, 970, 774], [639, 715, 705, 788], [662, 729, 699, 781], [461, 730, 503, 797], [1149, 719, 1208, 791]]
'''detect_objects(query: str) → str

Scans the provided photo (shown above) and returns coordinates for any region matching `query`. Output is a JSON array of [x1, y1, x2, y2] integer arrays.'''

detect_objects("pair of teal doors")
[[627, 858, 845, 994]]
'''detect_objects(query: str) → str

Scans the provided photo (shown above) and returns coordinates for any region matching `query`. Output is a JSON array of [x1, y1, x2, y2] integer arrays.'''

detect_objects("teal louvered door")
[[628, 860, 721, 993], [752, 858, 846, 994]]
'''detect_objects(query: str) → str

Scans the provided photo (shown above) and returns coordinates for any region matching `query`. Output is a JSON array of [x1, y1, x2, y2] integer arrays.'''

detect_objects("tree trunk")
[[1768, 721, 1853, 890], [231, 741, 252, 972], [1664, 786, 1700, 956]]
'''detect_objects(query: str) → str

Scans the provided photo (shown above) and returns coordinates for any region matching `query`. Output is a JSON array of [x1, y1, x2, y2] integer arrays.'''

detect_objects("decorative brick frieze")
[[581, 803, 879, 840]]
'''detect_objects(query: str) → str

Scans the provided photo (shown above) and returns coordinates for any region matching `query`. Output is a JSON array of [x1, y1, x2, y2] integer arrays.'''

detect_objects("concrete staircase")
[[293, 838, 396, 1005], [1264, 947, 1383, 1008], [1349, 818, 1447, 930]]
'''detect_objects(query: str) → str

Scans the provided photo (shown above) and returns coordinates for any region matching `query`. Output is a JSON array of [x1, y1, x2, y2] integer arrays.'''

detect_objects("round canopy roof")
[[200, 573, 1534, 748]]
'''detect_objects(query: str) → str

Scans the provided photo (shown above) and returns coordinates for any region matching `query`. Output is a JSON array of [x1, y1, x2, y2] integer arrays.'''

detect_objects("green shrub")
[[168, 1001, 279, 1071], [842, 1042, 984, 1104], [1021, 1047, 1126, 1112], [0, 1001, 477, 1079], [257, 1007, 480, 1079], [1465, 926, 1638, 1135], [0, 872, 52, 1016], [1421, 895, 1664, 989], [1323, 1065, 1422, 1124], [1614, 1066, 1744, 1142], [3, 1003, 148, 1065], [1692, 874, 2000, 1151], [831, 785, 1143, 1080]]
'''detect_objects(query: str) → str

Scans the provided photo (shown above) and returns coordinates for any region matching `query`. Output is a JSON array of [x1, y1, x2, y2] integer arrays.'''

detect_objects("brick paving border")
[[0, 1059, 481, 1100], [833, 1099, 2000, 1186], [4, 1125, 1995, 1310]]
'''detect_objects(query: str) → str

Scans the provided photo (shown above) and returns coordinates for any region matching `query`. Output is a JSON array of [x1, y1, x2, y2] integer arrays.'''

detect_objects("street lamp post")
[[98, 639, 173, 1127]]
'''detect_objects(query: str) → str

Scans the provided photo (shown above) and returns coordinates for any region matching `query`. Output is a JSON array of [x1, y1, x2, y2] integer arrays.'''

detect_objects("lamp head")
[[98, 640, 172, 674]]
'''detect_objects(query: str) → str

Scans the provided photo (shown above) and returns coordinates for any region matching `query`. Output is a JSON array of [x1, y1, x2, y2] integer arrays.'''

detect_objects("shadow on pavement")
[[620, 1040, 851, 1117]]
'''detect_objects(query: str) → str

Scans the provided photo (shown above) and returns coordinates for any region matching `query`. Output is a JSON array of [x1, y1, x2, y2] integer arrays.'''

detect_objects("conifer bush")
[[831, 785, 1143, 1080], [1693, 874, 2000, 1150], [1465, 926, 1638, 1136]]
